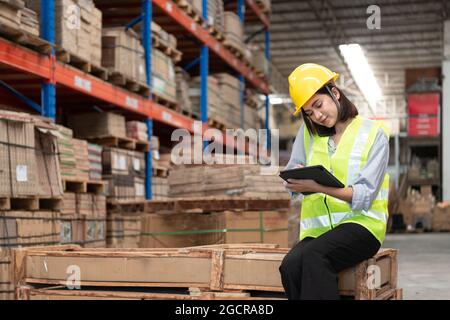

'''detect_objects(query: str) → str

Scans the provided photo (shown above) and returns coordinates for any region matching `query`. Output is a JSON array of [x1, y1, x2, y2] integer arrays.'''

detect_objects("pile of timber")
[[12, 244, 402, 300]]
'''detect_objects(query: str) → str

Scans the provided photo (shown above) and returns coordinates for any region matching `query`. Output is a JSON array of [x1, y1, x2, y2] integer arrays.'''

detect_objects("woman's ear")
[[331, 87, 340, 100]]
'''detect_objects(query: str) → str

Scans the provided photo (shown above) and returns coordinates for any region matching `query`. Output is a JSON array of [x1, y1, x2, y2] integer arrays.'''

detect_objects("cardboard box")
[[68, 112, 126, 139], [139, 212, 226, 248]]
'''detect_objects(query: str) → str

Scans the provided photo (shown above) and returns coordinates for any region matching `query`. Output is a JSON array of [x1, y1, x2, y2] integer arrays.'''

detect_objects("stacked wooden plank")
[[141, 197, 292, 248], [168, 164, 289, 199], [72, 138, 90, 181], [55, 125, 77, 180], [12, 244, 402, 300], [20, 6, 39, 36]]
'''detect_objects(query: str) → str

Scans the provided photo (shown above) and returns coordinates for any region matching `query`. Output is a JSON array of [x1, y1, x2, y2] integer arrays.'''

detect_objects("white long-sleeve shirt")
[[285, 123, 389, 211]]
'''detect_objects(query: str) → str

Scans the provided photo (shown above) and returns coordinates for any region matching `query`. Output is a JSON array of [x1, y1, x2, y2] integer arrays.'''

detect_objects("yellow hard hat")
[[288, 63, 339, 115]]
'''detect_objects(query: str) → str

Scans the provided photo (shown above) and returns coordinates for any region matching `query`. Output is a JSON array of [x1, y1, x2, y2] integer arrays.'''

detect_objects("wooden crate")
[[11, 244, 401, 300]]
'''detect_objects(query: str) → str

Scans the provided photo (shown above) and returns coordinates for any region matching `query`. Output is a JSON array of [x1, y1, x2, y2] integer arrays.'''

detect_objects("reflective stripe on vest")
[[300, 116, 389, 244]]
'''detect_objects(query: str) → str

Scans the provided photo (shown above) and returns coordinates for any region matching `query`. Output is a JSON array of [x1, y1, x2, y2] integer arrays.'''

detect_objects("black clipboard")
[[279, 165, 345, 195]]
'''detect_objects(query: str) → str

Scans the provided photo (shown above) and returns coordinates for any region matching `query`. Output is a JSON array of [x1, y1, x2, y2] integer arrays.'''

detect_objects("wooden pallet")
[[223, 41, 244, 59], [108, 71, 150, 97], [208, 117, 227, 131], [181, 108, 200, 120], [174, 0, 203, 23], [55, 48, 108, 80], [152, 165, 169, 178], [0, 196, 61, 211], [152, 93, 179, 111], [207, 25, 224, 42], [0, 23, 52, 54], [86, 135, 150, 152], [144, 197, 291, 213], [62, 178, 105, 194], [107, 199, 146, 214], [152, 36, 182, 63]]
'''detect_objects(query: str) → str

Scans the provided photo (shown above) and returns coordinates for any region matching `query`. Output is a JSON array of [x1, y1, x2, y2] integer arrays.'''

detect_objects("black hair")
[[301, 83, 358, 137]]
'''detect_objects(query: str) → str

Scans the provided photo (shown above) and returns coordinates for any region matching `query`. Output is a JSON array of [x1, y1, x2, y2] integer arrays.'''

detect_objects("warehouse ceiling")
[[248, 0, 449, 118]]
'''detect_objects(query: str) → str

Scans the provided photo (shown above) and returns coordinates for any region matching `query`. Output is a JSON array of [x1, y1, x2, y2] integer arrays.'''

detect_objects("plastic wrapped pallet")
[[67, 112, 126, 139]]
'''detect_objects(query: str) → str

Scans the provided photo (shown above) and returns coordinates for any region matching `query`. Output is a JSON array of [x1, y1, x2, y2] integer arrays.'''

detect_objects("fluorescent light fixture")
[[339, 43, 382, 110], [269, 94, 292, 105]]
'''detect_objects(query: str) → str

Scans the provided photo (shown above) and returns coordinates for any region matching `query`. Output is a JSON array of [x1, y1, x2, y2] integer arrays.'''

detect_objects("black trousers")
[[279, 222, 381, 300]]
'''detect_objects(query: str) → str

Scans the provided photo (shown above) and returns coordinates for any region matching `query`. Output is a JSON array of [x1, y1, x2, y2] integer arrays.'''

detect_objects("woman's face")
[[302, 87, 340, 128]]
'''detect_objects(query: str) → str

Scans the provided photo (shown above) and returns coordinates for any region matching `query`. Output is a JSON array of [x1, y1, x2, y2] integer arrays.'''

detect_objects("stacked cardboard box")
[[0, 111, 63, 198], [398, 186, 435, 230], [175, 67, 193, 115], [88, 143, 102, 180], [72, 138, 89, 181], [0, 210, 60, 300], [152, 177, 169, 200], [55, 125, 76, 180], [189, 76, 224, 122], [152, 48, 177, 104], [27, 0, 102, 64], [432, 201, 450, 231], [107, 213, 142, 248], [408, 155, 439, 181], [151, 21, 177, 52], [102, 27, 145, 83], [215, 73, 241, 129], [248, 44, 269, 77], [191, 0, 224, 34], [0, 0, 22, 30], [126, 121, 148, 142], [20, 6, 39, 36], [68, 112, 127, 139], [103, 148, 146, 201], [223, 11, 244, 56], [60, 194, 106, 247], [168, 164, 290, 199]]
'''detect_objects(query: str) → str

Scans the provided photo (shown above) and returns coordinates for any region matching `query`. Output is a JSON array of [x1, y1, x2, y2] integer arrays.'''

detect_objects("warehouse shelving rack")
[[0, 0, 271, 199]]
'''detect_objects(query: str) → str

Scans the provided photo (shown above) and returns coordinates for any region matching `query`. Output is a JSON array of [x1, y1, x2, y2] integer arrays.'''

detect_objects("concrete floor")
[[383, 233, 450, 300]]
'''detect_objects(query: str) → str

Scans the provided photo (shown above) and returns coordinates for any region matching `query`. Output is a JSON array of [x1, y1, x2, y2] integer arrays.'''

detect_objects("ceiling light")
[[339, 43, 382, 110]]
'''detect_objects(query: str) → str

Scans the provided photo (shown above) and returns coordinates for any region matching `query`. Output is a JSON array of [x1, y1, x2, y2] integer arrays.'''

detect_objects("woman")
[[280, 63, 390, 300]]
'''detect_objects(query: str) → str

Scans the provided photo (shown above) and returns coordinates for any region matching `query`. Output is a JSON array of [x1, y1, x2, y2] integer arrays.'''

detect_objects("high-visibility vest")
[[300, 116, 390, 244]]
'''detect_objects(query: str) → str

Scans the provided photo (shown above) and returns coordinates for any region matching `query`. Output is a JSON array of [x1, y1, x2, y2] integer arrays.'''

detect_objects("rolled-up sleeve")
[[350, 128, 389, 211], [284, 124, 307, 199]]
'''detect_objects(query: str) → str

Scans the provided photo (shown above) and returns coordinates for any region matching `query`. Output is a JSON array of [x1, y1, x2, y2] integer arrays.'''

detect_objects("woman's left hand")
[[284, 179, 322, 194]]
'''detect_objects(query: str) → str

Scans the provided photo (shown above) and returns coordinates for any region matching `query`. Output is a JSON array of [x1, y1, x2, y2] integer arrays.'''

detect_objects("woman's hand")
[[284, 178, 322, 194]]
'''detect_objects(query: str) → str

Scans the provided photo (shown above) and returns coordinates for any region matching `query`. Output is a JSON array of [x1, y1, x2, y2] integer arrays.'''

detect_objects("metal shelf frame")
[[0, 0, 271, 200]]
